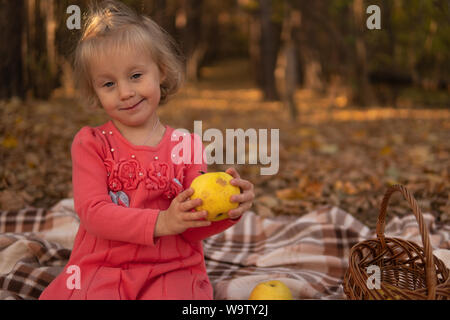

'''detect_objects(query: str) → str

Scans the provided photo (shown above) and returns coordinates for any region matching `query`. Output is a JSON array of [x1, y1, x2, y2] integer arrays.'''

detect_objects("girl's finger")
[[230, 193, 243, 203], [228, 207, 243, 219], [231, 191, 254, 203], [183, 210, 208, 221], [179, 198, 202, 211], [226, 167, 240, 179], [229, 202, 252, 217], [230, 178, 253, 191], [176, 188, 194, 203], [188, 220, 212, 229]]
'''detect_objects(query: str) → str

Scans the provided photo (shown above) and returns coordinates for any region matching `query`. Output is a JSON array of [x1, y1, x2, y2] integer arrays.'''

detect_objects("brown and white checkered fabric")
[[1, 200, 449, 300], [0, 200, 78, 300], [204, 207, 449, 299]]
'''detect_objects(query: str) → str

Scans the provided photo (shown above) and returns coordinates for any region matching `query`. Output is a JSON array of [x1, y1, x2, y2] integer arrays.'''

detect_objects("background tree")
[[0, 0, 448, 108], [0, 0, 25, 100], [352, 0, 374, 106], [258, 0, 282, 101], [278, 1, 301, 121]]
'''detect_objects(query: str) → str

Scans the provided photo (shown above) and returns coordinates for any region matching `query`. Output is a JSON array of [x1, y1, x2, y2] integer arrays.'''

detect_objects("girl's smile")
[[119, 98, 145, 111]]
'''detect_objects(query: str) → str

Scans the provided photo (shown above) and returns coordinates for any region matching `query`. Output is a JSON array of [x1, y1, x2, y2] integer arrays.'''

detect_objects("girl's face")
[[90, 47, 164, 129]]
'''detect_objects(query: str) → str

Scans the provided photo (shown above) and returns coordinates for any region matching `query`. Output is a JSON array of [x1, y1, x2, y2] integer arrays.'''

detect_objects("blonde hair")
[[73, 0, 184, 108]]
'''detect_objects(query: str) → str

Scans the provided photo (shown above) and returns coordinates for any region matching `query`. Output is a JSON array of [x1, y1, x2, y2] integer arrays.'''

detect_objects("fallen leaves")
[[0, 83, 449, 230], [240, 111, 449, 227], [1, 135, 18, 149], [334, 180, 358, 195], [318, 143, 339, 155], [379, 145, 392, 156], [276, 188, 304, 200], [0, 97, 106, 210]]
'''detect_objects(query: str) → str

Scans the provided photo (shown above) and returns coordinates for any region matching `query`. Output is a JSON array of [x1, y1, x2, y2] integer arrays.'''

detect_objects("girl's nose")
[[118, 83, 135, 100]]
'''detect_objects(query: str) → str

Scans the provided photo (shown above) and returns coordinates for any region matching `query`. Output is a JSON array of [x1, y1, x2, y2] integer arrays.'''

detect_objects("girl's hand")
[[226, 167, 255, 220], [155, 188, 211, 237]]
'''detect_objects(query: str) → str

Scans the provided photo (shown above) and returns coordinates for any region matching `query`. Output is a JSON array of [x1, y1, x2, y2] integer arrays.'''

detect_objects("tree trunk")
[[42, 0, 57, 78], [279, 4, 301, 122], [259, 0, 280, 101], [147, 0, 178, 40], [180, 0, 206, 82], [150, 0, 167, 27], [248, 13, 263, 88], [0, 0, 25, 99], [301, 48, 323, 92], [22, 0, 57, 99], [352, 0, 373, 107]]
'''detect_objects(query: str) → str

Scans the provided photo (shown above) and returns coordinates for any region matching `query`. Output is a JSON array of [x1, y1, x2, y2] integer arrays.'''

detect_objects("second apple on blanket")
[[249, 280, 294, 300]]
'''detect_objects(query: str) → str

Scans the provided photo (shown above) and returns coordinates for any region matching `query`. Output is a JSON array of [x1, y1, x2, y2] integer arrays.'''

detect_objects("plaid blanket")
[[1, 199, 449, 300]]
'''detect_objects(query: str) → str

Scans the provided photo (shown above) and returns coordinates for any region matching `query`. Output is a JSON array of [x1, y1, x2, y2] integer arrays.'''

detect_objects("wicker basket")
[[343, 184, 450, 300]]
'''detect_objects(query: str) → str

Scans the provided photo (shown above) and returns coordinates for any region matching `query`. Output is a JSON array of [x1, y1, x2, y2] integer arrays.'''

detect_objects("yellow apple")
[[249, 280, 293, 300], [190, 172, 241, 221]]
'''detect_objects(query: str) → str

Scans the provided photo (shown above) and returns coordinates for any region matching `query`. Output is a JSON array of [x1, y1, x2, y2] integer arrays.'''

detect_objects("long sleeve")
[[180, 133, 242, 243], [71, 127, 159, 246]]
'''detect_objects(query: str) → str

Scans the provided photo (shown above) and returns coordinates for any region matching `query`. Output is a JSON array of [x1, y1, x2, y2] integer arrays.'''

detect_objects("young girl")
[[39, 0, 254, 300]]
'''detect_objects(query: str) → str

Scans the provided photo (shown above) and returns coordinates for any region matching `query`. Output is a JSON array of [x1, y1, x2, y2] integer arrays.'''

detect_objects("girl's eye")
[[103, 82, 114, 88], [131, 73, 142, 79]]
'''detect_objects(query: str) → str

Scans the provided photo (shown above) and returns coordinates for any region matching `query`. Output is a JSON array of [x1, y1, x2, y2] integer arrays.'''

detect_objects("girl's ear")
[[159, 66, 167, 83]]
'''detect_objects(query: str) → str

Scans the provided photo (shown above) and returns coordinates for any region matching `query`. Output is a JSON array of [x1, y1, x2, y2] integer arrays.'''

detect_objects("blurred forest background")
[[0, 0, 449, 228]]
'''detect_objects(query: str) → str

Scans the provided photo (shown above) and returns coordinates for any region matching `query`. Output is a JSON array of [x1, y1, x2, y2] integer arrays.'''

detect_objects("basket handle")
[[376, 184, 437, 299]]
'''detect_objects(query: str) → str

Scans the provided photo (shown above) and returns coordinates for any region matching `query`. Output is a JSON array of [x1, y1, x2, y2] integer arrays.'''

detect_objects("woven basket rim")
[[343, 184, 450, 300]]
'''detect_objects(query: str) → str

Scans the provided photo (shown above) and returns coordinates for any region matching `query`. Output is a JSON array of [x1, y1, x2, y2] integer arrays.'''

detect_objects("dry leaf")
[[319, 144, 338, 155], [0, 190, 26, 211], [304, 180, 324, 197], [255, 203, 274, 218], [256, 195, 279, 208], [276, 188, 304, 200], [380, 145, 392, 156], [1, 136, 18, 149]]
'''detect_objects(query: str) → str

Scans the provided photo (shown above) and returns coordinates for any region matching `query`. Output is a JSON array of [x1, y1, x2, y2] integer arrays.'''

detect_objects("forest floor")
[[1, 59, 449, 229]]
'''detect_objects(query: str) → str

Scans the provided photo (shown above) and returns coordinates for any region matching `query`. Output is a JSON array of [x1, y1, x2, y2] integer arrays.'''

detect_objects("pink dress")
[[39, 121, 240, 300]]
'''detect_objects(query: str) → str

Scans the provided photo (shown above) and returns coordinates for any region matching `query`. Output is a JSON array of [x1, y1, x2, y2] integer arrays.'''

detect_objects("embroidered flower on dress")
[[109, 177, 122, 192], [146, 161, 170, 190], [104, 156, 186, 196], [117, 159, 144, 190], [163, 178, 183, 199]]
